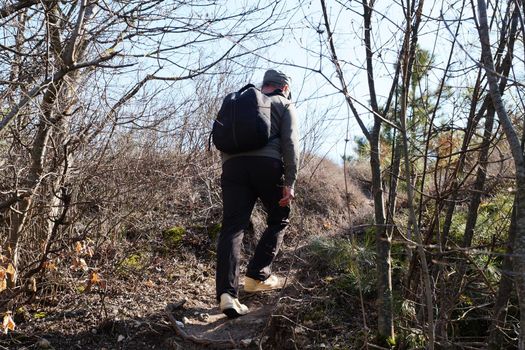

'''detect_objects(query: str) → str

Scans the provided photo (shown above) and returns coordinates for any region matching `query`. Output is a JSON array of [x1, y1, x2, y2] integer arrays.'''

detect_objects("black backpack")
[[211, 84, 283, 154]]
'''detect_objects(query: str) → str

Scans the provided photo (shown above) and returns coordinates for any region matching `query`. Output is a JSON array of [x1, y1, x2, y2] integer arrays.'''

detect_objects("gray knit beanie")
[[262, 69, 291, 87]]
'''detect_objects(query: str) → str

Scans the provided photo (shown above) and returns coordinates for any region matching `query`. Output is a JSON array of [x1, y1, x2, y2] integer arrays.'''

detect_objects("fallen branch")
[[164, 301, 241, 349]]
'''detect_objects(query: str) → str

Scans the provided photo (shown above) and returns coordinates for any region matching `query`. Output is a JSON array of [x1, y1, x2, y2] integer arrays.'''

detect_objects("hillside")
[[1, 155, 376, 349]]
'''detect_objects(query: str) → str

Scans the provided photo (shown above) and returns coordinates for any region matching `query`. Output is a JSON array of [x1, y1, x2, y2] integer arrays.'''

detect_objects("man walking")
[[216, 69, 300, 318]]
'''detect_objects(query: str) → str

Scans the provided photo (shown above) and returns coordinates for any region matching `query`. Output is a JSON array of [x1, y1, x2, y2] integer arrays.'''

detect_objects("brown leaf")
[[98, 280, 107, 290], [0, 268, 6, 293], [144, 280, 156, 288], [71, 257, 88, 271], [6, 263, 16, 282], [84, 281, 92, 293], [90, 271, 100, 284], [75, 241, 83, 254], [85, 271, 106, 292], [2, 313, 15, 334], [43, 261, 57, 271], [322, 220, 332, 230], [70, 258, 79, 270]]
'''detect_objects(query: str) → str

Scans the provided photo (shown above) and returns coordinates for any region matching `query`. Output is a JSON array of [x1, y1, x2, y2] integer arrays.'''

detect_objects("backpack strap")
[[266, 88, 285, 98], [238, 84, 256, 93], [239, 85, 286, 98], [266, 89, 287, 141]]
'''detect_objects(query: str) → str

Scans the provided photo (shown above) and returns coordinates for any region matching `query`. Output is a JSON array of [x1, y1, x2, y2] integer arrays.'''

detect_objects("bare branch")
[[0, 0, 38, 19]]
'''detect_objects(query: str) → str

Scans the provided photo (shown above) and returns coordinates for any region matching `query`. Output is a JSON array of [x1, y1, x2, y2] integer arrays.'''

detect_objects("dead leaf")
[[144, 280, 156, 288], [86, 246, 94, 257], [75, 241, 83, 254], [0, 268, 6, 293], [43, 260, 57, 271], [28, 277, 37, 292], [71, 257, 88, 271], [90, 271, 100, 284], [6, 263, 16, 282], [2, 313, 15, 334], [70, 258, 79, 270], [79, 258, 88, 271], [85, 271, 106, 292], [98, 279, 107, 290]]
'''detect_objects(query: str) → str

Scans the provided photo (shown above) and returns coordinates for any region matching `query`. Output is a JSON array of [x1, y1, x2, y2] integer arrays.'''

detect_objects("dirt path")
[[165, 293, 279, 349], [1, 246, 299, 350]]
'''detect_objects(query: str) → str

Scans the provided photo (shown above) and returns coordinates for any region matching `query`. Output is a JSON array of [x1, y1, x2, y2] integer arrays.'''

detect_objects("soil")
[[0, 238, 352, 350]]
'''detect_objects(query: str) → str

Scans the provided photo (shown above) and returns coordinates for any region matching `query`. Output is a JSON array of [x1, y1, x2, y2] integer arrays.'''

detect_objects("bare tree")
[[477, 0, 525, 347], [0, 0, 289, 294]]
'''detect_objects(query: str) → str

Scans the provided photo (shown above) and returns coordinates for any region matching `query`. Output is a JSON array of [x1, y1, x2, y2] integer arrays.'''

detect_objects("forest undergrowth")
[[0, 153, 380, 349], [1, 145, 519, 349]]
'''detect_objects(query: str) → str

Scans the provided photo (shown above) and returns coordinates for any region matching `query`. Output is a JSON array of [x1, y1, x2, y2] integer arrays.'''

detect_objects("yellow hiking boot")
[[244, 275, 284, 293]]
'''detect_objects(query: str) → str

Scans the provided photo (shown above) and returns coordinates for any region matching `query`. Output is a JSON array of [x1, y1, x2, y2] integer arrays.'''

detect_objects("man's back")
[[221, 93, 299, 189]]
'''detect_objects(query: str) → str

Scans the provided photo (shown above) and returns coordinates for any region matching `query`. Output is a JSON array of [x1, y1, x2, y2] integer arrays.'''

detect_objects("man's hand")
[[279, 186, 295, 207]]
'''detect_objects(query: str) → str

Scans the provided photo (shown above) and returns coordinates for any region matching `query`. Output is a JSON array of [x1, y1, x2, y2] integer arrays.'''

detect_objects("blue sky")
[[103, 0, 505, 163]]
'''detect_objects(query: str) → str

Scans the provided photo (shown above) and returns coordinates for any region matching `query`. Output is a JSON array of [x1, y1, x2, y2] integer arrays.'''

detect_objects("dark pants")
[[216, 156, 290, 300]]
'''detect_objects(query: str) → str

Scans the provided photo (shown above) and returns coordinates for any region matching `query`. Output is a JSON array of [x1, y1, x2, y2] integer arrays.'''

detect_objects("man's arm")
[[279, 186, 295, 207], [279, 102, 300, 205]]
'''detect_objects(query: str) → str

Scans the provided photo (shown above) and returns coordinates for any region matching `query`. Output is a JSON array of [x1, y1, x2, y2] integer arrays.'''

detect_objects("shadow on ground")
[[2, 293, 279, 350]]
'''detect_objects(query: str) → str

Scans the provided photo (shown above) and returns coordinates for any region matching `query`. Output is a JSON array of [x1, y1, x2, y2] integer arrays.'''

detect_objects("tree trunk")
[[7, 80, 63, 287], [361, 0, 394, 341], [370, 134, 394, 342], [385, 130, 403, 247], [477, 1, 525, 347], [487, 202, 517, 349]]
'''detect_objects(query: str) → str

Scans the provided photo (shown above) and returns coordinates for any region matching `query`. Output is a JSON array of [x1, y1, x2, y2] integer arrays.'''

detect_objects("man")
[[216, 69, 300, 318]]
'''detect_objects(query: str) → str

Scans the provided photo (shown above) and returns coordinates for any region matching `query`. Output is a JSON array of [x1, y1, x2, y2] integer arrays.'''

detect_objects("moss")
[[33, 311, 47, 319], [119, 252, 148, 273], [162, 226, 186, 247], [208, 223, 221, 242]]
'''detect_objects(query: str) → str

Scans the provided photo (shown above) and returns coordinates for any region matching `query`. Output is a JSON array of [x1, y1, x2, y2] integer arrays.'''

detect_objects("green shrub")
[[307, 236, 376, 297], [474, 193, 513, 245]]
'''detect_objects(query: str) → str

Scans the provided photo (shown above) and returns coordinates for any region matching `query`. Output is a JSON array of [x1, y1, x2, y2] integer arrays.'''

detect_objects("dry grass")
[[1, 144, 379, 349], [294, 154, 373, 236]]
